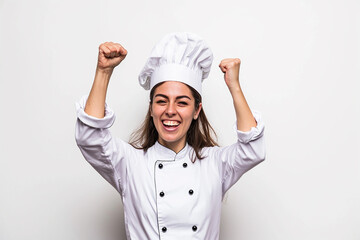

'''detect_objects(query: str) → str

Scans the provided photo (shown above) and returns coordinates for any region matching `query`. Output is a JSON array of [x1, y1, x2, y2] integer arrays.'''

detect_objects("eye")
[[156, 100, 166, 104], [178, 101, 188, 106]]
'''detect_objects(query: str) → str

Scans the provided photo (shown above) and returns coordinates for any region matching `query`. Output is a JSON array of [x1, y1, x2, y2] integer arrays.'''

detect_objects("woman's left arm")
[[217, 58, 265, 196], [219, 58, 257, 131]]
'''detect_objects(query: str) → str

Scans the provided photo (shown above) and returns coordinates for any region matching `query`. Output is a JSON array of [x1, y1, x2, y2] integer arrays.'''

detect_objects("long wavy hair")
[[129, 82, 218, 162]]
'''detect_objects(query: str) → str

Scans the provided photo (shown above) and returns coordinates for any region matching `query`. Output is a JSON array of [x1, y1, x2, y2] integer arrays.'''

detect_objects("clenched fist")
[[218, 58, 241, 92], [97, 42, 128, 73]]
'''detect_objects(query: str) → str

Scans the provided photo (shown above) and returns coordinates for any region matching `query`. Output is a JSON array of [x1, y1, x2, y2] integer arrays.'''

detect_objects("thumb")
[[219, 65, 226, 73]]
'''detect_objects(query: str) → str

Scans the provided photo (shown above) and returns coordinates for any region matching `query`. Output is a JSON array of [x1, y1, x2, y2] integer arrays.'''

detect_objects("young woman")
[[75, 32, 265, 240]]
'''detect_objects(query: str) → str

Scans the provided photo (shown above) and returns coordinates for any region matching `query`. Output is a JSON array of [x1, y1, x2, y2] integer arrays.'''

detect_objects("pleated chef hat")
[[138, 32, 213, 96]]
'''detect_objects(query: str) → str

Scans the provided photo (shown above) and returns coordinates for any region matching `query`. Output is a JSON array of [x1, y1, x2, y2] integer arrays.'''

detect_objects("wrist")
[[96, 66, 114, 76], [228, 83, 242, 95], [95, 67, 113, 82]]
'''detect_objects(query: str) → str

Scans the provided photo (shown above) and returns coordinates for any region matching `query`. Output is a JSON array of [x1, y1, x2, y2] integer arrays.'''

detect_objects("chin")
[[159, 134, 185, 145], [160, 137, 180, 144]]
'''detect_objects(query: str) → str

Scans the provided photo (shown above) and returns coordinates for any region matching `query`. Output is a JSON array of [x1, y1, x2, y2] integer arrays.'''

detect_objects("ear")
[[194, 102, 202, 120]]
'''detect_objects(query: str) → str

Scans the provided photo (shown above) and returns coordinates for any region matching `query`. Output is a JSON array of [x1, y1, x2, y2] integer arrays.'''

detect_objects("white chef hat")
[[138, 32, 213, 96]]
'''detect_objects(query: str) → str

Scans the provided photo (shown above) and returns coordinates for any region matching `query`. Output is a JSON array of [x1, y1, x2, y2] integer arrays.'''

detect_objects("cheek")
[[179, 109, 196, 121], [151, 107, 163, 120]]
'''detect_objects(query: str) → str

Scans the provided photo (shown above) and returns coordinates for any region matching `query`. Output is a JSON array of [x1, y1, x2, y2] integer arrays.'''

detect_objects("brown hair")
[[129, 82, 218, 162]]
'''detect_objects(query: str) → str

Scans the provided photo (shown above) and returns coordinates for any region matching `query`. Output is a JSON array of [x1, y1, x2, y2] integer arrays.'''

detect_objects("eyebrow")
[[154, 94, 191, 100]]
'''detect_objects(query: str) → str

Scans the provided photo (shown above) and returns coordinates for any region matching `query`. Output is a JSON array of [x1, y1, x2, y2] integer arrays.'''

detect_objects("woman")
[[75, 32, 265, 240]]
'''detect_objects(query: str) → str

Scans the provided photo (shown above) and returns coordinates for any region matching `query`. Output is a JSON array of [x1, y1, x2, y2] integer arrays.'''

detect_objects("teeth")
[[163, 120, 180, 126]]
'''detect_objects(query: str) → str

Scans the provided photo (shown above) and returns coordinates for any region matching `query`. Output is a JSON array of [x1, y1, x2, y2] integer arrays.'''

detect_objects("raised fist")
[[219, 58, 241, 91], [97, 42, 127, 72]]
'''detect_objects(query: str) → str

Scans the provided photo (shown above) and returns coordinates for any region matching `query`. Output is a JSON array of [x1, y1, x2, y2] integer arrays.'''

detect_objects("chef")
[[75, 32, 266, 240]]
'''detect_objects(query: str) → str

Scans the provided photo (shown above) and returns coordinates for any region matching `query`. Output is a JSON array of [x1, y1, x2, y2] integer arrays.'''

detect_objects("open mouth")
[[162, 120, 181, 131]]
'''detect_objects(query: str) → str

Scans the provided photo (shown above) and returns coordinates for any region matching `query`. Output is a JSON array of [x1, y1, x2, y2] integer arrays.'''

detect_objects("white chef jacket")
[[75, 95, 266, 240]]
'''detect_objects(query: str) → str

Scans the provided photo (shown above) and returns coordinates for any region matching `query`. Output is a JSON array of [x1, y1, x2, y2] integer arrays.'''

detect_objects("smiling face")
[[151, 81, 202, 153]]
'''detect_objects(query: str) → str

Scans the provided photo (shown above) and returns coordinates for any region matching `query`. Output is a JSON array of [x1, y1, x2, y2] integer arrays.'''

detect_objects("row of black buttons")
[[158, 162, 188, 169], [159, 189, 194, 197], [161, 225, 197, 233], [158, 161, 195, 234]]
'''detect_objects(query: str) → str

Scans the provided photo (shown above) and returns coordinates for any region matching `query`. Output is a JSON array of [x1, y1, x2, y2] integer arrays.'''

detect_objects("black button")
[[192, 225, 197, 231], [189, 189, 194, 195], [159, 191, 165, 197], [159, 163, 163, 169], [183, 163, 187, 168], [162, 227, 167, 232]]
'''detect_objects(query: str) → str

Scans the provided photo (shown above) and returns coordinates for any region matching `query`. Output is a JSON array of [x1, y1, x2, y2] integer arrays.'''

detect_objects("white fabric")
[[150, 63, 203, 94], [75, 95, 266, 240], [138, 32, 213, 95]]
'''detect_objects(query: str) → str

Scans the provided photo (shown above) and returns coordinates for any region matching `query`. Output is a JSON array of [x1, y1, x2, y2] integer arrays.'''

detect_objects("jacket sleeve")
[[74, 95, 129, 196], [214, 110, 266, 197]]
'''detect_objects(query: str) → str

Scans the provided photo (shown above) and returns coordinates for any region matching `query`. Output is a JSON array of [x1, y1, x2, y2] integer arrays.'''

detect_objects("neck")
[[158, 139, 186, 153]]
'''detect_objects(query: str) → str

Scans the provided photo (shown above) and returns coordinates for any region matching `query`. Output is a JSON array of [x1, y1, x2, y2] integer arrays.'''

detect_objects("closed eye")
[[178, 101, 188, 106], [156, 100, 166, 104]]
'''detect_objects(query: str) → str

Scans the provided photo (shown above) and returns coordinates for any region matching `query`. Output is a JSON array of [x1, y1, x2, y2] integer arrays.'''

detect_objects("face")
[[151, 81, 202, 153]]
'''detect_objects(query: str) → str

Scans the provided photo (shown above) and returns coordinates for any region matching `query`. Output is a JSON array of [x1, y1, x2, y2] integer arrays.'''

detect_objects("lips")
[[162, 120, 180, 126], [162, 120, 181, 131]]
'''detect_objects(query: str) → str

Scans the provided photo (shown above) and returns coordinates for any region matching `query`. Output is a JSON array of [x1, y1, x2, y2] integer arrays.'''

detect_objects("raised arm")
[[75, 42, 129, 194], [217, 58, 265, 196], [85, 42, 127, 118], [218, 58, 257, 131]]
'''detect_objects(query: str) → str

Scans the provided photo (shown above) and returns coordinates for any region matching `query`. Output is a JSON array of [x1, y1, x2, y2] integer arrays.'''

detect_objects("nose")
[[165, 102, 176, 117]]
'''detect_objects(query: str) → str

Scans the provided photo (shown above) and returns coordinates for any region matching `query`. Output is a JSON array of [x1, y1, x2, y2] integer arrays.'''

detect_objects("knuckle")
[[103, 48, 110, 54]]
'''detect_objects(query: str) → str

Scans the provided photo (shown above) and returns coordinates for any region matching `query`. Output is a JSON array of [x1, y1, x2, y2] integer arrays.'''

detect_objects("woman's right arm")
[[85, 42, 127, 118], [75, 42, 129, 195]]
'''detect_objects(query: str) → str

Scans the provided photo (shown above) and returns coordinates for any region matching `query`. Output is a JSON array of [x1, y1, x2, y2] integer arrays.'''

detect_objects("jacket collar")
[[153, 141, 190, 160]]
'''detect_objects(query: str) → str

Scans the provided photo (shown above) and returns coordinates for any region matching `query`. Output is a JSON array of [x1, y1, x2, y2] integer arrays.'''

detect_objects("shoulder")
[[114, 137, 147, 158], [200, 145, 219, 154], [195, 145, 222, 162]]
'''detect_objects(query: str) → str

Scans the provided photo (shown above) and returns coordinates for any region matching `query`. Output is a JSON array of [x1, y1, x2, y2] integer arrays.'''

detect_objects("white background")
[[1, 0, 359, 239]]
